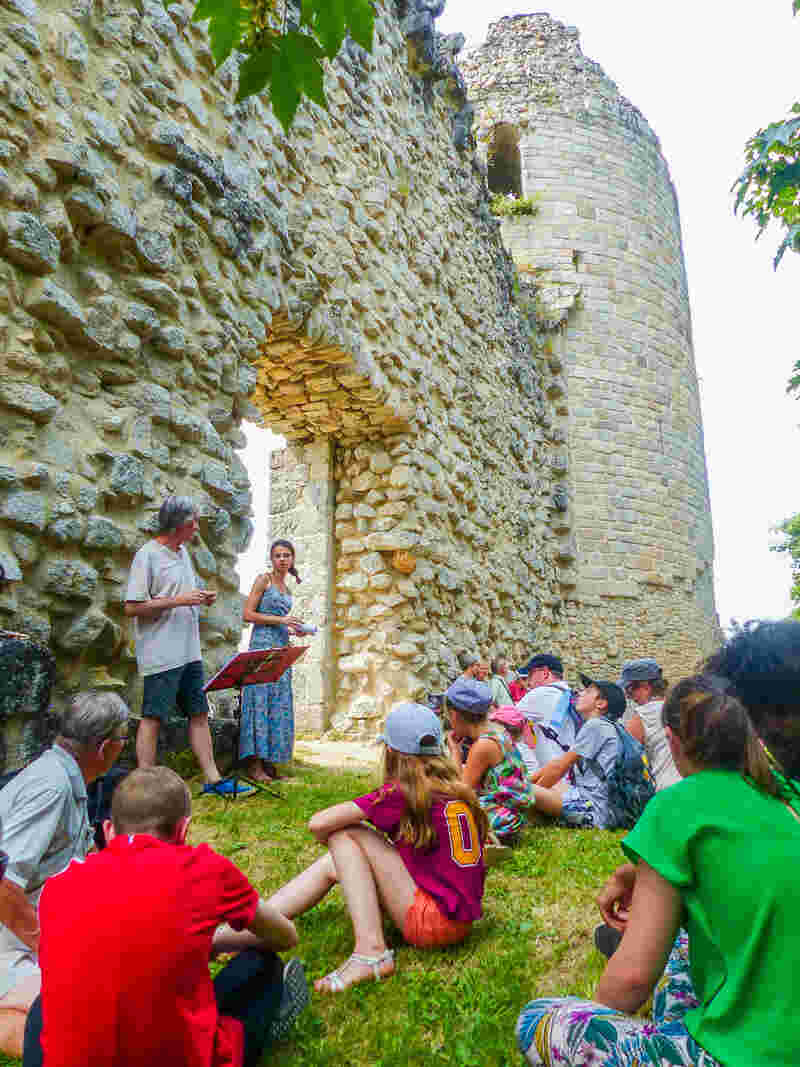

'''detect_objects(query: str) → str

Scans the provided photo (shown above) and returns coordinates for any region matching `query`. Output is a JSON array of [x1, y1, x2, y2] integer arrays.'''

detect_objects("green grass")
[[2, 761, 626, 1067]]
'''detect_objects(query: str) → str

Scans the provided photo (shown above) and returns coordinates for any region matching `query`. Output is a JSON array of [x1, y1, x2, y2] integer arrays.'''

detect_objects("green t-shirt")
[[623, 770, 800, 1067]]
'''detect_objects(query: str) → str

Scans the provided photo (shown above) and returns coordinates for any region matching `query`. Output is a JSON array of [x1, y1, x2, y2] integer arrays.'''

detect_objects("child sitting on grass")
[[267, 702, 487, 992], [25, 767, 306, 1067], [445, 679, 535, 842], [530, 673, 626, 828]]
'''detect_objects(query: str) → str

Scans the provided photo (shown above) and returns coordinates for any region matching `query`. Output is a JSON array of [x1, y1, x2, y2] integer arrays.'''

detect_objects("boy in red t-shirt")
[[23, 767, 307, 1067]]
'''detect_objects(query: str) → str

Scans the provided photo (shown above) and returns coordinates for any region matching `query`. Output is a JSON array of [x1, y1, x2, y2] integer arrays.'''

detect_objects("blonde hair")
[[382, 748, 489, 851], [112, 767, 191, 838]]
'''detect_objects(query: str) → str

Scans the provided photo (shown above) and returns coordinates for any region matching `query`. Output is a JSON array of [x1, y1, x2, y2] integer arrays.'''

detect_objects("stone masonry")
[[457, 14, 721, 688], [0, 0, 572, 751], [0, 0, 718, 750], [276, 12, 721, 731]]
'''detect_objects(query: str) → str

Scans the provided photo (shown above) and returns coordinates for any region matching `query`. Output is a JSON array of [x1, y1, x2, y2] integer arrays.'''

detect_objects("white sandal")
[[318, 949, 395, 992]]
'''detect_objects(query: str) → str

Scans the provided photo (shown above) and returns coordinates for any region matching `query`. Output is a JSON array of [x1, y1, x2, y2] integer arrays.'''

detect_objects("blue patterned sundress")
[[238, 583, 294, 764]]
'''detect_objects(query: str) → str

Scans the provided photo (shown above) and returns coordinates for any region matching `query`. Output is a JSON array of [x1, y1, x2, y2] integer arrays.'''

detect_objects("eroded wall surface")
[[0, 0, 567, 736], [460, 14, 721, 686]]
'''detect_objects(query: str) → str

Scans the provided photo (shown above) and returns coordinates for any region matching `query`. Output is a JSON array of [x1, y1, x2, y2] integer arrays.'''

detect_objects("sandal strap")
[[349, 949, 395, 980]]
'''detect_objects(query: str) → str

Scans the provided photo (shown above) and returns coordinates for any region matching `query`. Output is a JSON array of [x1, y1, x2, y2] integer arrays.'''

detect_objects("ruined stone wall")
[[0, 0, 566, 744], [460, 14, 721, 686]]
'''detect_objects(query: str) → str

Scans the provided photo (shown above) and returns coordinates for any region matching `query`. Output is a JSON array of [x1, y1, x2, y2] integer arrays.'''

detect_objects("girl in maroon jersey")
[[267, 703, 488, 992]]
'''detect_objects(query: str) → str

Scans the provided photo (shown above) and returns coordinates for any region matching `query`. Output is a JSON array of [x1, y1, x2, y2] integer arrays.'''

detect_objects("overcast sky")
[[240, 1, 800, 629]]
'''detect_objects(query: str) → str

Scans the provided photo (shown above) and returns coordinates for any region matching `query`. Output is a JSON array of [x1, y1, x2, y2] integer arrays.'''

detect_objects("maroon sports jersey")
[[355, 783, 485, 921]]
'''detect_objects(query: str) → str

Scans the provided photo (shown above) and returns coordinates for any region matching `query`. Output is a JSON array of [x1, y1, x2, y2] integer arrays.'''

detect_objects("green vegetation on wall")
[[490, 192, 539, 218]]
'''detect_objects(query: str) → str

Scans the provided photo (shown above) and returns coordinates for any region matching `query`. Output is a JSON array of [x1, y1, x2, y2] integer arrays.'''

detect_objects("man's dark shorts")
[[142, 661, 208, 722]]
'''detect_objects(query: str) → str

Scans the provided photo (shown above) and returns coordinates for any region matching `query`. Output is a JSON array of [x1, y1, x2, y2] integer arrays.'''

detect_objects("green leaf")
[[345, 0, 375, 52], [270, 37, 304, 132], [236, 42, 277, 103], [774, 223, 800, 270], [312, 0, 347, 57], [285, 32, 328, 110], [192, 0, 218, 19], [198, 0, 246, 67]]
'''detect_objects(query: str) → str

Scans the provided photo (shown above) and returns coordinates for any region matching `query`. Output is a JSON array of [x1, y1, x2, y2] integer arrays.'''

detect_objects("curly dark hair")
[[704, 620, 800, 778]]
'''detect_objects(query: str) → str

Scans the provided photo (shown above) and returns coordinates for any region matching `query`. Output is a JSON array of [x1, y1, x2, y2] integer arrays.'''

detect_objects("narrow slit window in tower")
[[487, 123, 522, 197]]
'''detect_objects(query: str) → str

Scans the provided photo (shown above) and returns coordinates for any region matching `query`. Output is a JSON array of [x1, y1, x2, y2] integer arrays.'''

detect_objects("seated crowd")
[[0, 620, 798, 1067]]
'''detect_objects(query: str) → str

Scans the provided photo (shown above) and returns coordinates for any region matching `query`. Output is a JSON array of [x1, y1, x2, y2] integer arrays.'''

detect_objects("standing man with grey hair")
[[125, 496, 251, 797], [0, 690, 129, 1058]]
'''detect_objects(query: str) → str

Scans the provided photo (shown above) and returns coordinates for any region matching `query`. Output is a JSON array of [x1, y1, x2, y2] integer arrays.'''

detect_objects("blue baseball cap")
[[378, 703, 442, 755], [445, 679, 492, 716], [618, 658, 662, 689]]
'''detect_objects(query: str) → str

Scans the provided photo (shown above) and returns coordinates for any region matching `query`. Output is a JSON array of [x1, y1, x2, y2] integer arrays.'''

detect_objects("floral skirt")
[[516, 932, 721, 1066], [238, 668, 294, 764]]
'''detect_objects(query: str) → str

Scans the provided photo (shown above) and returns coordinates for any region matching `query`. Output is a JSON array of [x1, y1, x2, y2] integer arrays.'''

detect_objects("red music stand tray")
[[204, 646, 309, 693]]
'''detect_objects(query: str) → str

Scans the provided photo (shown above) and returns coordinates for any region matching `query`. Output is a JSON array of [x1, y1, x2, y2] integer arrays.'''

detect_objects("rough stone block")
[[42, 559, 98, 600], [108, 454, 145, 502], [0, 551, 23, 582], [56, 609, 113, 651], [0, 381, 59, 423], [49, 517, 84, 544], [5, 213, 60, 273], [26, 278, 87, 335], [64, 187, 105, 226], [1, 492, 49, 532], [84, 516, 124, 550], [364, 530, 419, 551]]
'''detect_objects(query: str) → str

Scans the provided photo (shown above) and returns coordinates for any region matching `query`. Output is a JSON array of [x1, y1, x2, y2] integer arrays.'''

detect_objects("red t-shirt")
[[38, 834, 259, 1067], [354, 784, 485, 922]]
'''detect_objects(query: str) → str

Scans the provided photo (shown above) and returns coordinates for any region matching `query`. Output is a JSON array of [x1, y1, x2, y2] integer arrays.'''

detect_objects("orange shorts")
[[402, 888, 472, 949]]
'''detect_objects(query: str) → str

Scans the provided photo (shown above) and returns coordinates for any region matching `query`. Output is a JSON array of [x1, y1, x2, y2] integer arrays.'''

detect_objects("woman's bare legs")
[[268, 826, 416, 991]]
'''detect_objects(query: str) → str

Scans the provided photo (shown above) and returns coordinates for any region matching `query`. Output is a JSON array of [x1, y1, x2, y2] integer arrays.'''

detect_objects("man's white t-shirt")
[[517, 680, 571, 724], [517, 681, 576, 768], [125, 540, 202, 676]]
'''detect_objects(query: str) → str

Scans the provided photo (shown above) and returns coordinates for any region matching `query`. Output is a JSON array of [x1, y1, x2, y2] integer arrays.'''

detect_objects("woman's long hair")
[[662, 674, 779, 796], [382, 748, 490, 851], [270, 539, 301, 583]]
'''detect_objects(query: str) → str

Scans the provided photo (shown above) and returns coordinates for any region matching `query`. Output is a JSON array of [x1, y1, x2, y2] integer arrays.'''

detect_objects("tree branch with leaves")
[[192, 0, 375, 131], [731, 0, 800, 271]]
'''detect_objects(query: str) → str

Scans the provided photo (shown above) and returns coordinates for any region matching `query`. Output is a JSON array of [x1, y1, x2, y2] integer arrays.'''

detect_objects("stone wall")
[[459, 14, 721, 687], [0, 0, 570, 745]]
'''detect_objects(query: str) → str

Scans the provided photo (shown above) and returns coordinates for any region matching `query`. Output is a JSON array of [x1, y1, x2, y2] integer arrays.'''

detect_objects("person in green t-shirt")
[[517, 668, 800, 1067]]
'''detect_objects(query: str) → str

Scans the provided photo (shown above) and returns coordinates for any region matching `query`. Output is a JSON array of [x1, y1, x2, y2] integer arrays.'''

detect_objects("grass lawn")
[[1, 759, 627, 1067]]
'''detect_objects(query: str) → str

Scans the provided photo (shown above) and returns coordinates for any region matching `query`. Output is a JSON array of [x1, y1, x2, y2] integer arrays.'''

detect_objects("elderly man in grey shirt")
[[0, 690, 129, 1059], [125, 496, 251, 798]]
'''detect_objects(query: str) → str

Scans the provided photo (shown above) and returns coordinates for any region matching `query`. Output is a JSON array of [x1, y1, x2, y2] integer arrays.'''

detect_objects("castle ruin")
[[0, 0, 718, 757]]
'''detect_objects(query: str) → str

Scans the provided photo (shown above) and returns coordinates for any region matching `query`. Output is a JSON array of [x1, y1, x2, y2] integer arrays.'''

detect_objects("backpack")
[[592, 720, 655, 829]]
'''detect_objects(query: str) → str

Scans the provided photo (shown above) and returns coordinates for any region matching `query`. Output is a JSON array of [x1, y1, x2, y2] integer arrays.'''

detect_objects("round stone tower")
[[460, 14, 720, 679]]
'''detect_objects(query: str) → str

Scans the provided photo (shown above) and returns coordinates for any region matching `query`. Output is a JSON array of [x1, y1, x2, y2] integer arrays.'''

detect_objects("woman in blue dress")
[[239, 540, 305, 781]]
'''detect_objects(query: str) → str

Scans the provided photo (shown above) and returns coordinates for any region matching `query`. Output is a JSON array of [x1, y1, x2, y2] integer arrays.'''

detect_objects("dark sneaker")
[[593, 922, 623, 959], [202, 777, 255, 797], [267, 958, 309, 1042]]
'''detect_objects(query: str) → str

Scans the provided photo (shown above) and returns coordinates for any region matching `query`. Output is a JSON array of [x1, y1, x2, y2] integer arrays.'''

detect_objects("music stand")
[[203, 646, 309, 798]]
